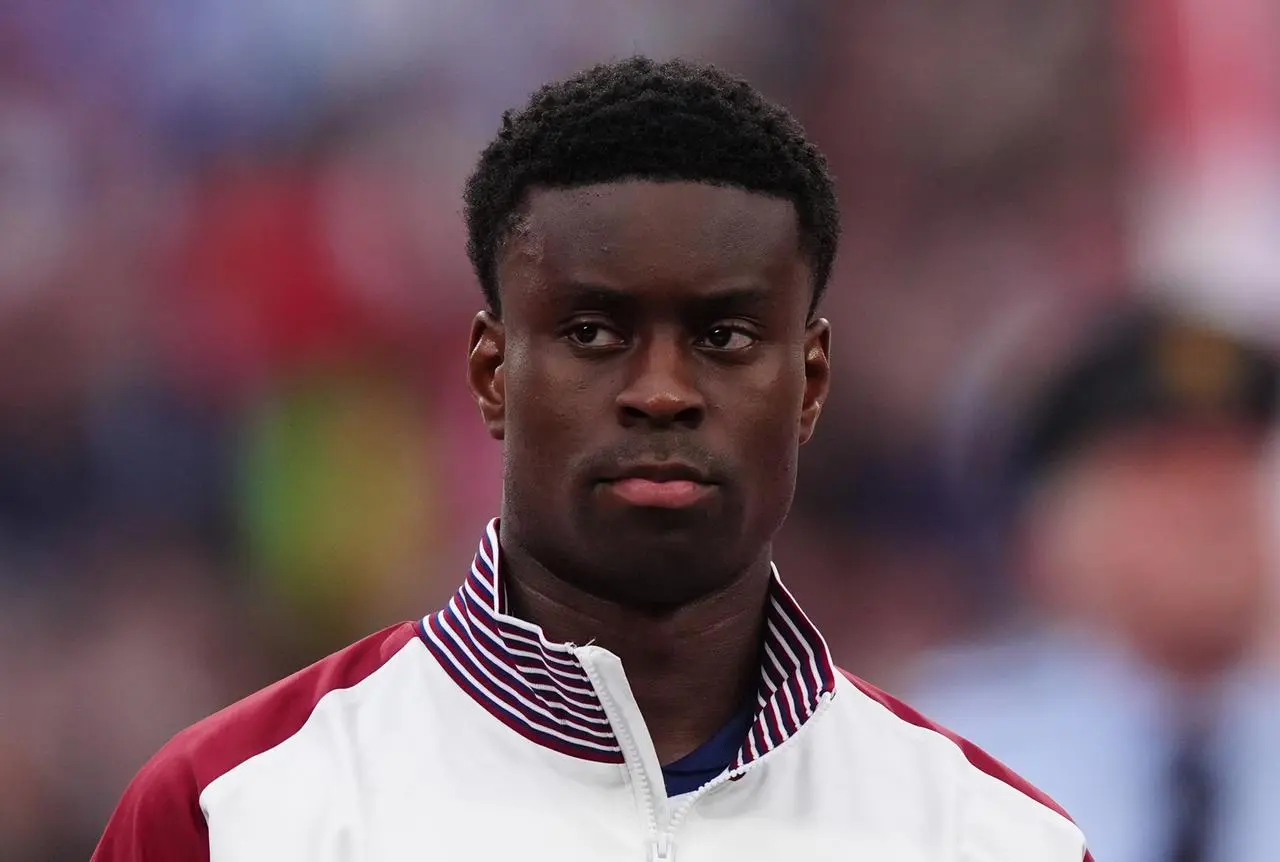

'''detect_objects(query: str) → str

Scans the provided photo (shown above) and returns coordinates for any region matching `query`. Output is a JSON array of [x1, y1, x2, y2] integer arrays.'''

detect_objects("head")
[[463, 57, 840, 608], [1012, 306, 1279, 677]]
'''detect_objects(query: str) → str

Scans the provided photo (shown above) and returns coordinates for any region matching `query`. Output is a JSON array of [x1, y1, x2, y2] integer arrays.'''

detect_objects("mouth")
[[598, 462, 718, 509]]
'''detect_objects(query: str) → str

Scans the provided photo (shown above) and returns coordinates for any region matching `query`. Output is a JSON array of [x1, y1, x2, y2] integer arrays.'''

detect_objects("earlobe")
[[799, 318, 831, 445], [467, 311, 507, 440]]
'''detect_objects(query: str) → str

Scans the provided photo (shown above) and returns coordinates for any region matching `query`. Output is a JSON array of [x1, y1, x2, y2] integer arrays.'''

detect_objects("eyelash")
[[559, 321, 760, 352], [564, 322, 624, 348], [698, 325, 758, 351]]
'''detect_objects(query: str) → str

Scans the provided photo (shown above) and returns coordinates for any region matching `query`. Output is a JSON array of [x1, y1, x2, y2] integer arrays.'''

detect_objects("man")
[[94, 56, 1090, 861], [910, 303, 1280, 862]]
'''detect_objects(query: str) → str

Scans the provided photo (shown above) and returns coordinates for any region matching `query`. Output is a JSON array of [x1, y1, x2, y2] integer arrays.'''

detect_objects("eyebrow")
[[558, 282, 775, 314], [695, 285, 775, 315], [559, 284, 635, 312]]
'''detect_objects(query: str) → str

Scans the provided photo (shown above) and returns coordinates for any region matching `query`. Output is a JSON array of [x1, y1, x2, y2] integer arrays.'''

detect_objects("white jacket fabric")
[[95, 520, 1091, 861]]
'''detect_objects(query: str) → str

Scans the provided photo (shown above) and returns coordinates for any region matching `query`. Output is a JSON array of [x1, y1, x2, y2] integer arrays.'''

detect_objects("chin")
[[583, 525, 748, 604], [594, 556, 743, 609], [588, 504, 727, 553]]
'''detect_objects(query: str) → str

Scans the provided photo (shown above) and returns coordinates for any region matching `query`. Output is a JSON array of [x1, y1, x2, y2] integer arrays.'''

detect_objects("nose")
[[615, 333, 705, 429]]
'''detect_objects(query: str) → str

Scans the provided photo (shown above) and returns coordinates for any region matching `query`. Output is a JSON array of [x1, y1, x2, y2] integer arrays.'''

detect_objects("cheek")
[[724, 367, 805, 474], [504, 349, 598, 455], [750, 356, 808, 432]]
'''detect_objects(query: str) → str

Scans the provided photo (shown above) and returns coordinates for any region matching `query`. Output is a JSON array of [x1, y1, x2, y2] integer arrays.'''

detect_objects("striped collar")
[[418, 519, 838, 769]]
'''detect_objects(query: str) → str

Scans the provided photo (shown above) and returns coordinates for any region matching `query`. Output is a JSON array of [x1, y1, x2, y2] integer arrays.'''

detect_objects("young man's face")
[[468, 180, 830, 607]]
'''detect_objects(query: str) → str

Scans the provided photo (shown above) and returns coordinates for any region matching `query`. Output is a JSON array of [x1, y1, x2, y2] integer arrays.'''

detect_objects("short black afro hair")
[[463, 55, 840, 316]]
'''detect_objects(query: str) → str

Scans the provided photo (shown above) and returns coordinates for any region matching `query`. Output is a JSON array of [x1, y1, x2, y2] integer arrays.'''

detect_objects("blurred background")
[[0, 1, 1277, 860]]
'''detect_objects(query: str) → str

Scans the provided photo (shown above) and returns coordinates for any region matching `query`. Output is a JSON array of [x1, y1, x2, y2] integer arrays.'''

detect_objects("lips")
[[599, 462, 717, 509], [604, 462, 711, 484]]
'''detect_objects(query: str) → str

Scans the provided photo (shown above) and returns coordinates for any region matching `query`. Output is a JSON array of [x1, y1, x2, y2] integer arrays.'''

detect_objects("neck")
[[499, 541, 772, 765]]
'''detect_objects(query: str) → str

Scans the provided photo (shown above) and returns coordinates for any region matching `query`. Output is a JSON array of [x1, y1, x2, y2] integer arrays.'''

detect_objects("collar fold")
[[418, 519, 837, 769]]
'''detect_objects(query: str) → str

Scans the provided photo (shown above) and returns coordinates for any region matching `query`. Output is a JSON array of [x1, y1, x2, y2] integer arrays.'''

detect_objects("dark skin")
[[467, 180, 830, 763]]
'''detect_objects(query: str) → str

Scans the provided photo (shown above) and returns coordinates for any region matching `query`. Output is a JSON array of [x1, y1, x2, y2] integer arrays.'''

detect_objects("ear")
[[799, 318, 831, 445], [468, 311, 506, 440]]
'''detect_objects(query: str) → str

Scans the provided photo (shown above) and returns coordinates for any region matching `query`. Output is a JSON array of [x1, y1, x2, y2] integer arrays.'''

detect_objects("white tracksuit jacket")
[[94, 520, 1092, 861]]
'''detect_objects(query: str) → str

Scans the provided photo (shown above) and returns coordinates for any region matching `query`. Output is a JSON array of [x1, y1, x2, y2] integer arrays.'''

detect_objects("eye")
[[699, 325, 758, 351], [566, 322, 624, 349]]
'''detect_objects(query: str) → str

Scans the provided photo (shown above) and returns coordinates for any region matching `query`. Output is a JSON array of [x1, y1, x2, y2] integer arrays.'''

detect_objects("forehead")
[[498, 181, 806, 303]]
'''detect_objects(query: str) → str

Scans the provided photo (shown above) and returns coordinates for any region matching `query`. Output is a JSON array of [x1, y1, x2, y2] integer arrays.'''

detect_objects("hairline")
[[488, 178, 823, 319]]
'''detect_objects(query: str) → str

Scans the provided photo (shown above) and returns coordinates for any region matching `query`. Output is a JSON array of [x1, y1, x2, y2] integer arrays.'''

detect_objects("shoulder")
[[174, 620, 422, 791], [92, 622, 421, 862], [834, 668, 1093, 861]]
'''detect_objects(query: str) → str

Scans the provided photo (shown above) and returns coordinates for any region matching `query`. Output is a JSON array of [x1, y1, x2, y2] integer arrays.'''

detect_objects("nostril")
[[673, 405, 703, 427], [617, 402, 704, 429]]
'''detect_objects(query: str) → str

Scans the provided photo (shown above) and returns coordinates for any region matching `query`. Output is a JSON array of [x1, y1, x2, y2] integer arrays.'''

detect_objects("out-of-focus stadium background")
[[0, 1, 1277, 860]]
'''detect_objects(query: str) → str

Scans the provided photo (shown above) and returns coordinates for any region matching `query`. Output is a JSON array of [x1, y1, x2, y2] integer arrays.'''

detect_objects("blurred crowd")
[[0, 1, 1276, 860]]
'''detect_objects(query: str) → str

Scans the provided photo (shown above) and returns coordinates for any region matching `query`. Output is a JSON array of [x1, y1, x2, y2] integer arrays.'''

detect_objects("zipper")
[[651, 692, 837, 859], [648, 832, 674, 862], [580, 647, 837, 862], [649, 768, 740, 861], [577, 654, 665, 858]]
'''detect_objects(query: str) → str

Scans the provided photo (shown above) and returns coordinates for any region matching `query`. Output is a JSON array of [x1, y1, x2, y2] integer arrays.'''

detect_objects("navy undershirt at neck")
[[661, 701, 756, 797]]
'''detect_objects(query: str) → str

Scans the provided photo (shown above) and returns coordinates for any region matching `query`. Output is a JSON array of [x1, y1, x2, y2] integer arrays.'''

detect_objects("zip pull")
[[648, 834, 675, 862]]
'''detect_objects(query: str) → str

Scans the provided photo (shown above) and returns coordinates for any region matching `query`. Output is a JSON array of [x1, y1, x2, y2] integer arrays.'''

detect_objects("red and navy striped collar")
[[418, 519, 838, 768]]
